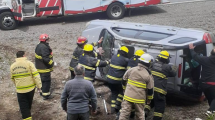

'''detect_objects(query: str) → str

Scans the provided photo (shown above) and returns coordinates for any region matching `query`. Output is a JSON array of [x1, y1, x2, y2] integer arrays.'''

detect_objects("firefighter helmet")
[[139, 53, 153, 63], [83, 44, 94, 52], [135, 50, 145, 57], [158, 50, 170, 59], [77, 36, 88, 44], [120, 46, 129, 53], [39, 34, 49, 42]]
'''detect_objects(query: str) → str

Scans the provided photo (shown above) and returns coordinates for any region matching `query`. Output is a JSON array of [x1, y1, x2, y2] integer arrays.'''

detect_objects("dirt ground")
[[1, 0, 215, 120]]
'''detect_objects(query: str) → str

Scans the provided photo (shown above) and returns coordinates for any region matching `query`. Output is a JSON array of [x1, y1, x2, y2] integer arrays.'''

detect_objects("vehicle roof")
[[86, 20, 207, 49]]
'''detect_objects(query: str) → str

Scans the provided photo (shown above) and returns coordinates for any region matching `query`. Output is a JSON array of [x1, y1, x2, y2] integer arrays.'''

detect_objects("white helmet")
[[139, 53, 154, 63]]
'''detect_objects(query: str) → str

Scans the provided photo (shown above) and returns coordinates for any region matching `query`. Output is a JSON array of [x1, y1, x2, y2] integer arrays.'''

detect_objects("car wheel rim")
[[2, 16, 14, 28], [110, 5, 122, 18]]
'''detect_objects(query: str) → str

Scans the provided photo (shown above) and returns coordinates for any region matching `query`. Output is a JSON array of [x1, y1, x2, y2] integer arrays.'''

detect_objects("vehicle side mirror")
[[179, 55, 187, 58]]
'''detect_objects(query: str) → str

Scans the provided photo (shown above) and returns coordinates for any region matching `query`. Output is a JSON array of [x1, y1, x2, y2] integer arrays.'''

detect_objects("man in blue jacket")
[[61, 64, 97, 120]]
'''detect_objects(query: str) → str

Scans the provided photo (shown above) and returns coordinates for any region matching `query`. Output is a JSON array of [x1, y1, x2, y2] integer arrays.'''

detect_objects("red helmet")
[[77, 36, 88, 44], [39, 34, 49, 42]]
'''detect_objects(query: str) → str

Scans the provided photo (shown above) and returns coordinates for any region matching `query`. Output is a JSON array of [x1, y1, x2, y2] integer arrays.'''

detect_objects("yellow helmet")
[[158, 50, 170, 59], [83, 44, 93, 52], [120, 46, 129, 53], [135, 50, 145, 57]]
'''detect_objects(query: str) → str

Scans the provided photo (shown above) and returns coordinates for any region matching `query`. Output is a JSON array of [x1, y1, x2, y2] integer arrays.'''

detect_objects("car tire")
[[0, 12, 17, 30], [106, 2, 125, 19]]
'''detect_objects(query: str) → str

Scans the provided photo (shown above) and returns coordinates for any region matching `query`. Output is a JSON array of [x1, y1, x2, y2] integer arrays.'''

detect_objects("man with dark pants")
[[35, 34, 55, 100], [61, 64, 97, 120], [107, 46, 129, 114], [146, 50, 177, 120], [10, 51, 42, 120], [189, 43, 215, 118]]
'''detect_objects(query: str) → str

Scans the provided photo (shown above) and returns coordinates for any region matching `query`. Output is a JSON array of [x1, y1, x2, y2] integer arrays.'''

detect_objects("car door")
[[63, 0, 85, 14], [37, 0, 63, 16], [83, 0, 101, 13], [97, 29, 115, 80]]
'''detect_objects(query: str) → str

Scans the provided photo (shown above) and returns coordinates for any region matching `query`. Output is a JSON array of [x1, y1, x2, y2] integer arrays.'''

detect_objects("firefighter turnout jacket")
[[107, 54, 129, 84], [123, 63, 154, 103], [10, 57, 42, 93], [79, 53, 109, 81], [127, 56, 140, 69], [151, 59, 176, 95], [69, 42, 99, 72], [35, 42, 54, 73]]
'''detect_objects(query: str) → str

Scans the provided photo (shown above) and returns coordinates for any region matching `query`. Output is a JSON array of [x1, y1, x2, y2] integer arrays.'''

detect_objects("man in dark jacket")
[[61, 64, 97, 120], [189, 43, 215, 117], [69, 36, 103, 79], [35, 34, 55, 100], [127, 50, 145, 69], [147, 50, 177, 120], [107, 46, 129, 114], [79, 44, 109, 82]]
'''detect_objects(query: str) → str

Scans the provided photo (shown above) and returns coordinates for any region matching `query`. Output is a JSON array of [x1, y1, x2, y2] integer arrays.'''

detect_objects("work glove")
[[106, 59, 111, 64], [96, 47, 104, 56], [171, 65, 178, 72]]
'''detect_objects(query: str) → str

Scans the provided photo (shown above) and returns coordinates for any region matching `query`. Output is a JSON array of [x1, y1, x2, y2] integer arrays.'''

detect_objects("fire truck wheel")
[[0, 12, 17, 30], [107, 2, 125, 19]]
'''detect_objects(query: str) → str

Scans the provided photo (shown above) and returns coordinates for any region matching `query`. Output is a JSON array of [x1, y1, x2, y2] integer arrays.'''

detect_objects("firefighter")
[[107, 46, 129, 114], [116, 49, 145, 119], [69, 36, 103, 79], [10, 51, 42, 120], [127, 50, 145, 69], [35, 34, 55, 100], [146, 50, 177, 120], [119, 53, 154, 120], [78, 44, 109, 81]]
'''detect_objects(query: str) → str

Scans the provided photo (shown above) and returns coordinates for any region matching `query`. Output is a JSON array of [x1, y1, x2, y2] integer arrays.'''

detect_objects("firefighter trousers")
[[40, 72, 51, 97], [119, 100, 145, 120], [116, 105, 135, 120], [145, 92, 166, 120], [17, 89, 35, 120], [108, 83, 123, 113], [70, 70, 75, 80], [203, 85, 215, 111]]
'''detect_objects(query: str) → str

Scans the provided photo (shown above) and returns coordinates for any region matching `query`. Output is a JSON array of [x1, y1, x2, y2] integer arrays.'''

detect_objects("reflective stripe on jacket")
[[151, 60, 176, 95], [69, 42, 98, 71], [10, 57, 42, 93], [107, 54, 128, 84], [123, 63, 154, 103], [35, 42, 54, 73], [79, 54, 108, 81]]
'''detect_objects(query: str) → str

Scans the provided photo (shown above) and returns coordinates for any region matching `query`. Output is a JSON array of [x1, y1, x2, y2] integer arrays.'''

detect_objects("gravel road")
[[0, 0, 215, 120]]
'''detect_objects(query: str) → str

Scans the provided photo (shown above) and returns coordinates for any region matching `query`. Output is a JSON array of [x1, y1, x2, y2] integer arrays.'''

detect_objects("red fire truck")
[[0, 0, 168, 30]]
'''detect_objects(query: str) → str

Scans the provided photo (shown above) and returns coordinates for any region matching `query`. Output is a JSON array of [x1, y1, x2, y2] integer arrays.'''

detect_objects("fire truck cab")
[[0, 0, 168, 30]]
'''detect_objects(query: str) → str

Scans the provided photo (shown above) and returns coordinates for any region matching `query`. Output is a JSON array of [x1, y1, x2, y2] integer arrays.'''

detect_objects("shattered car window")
[[100, 30, 114, 78]]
